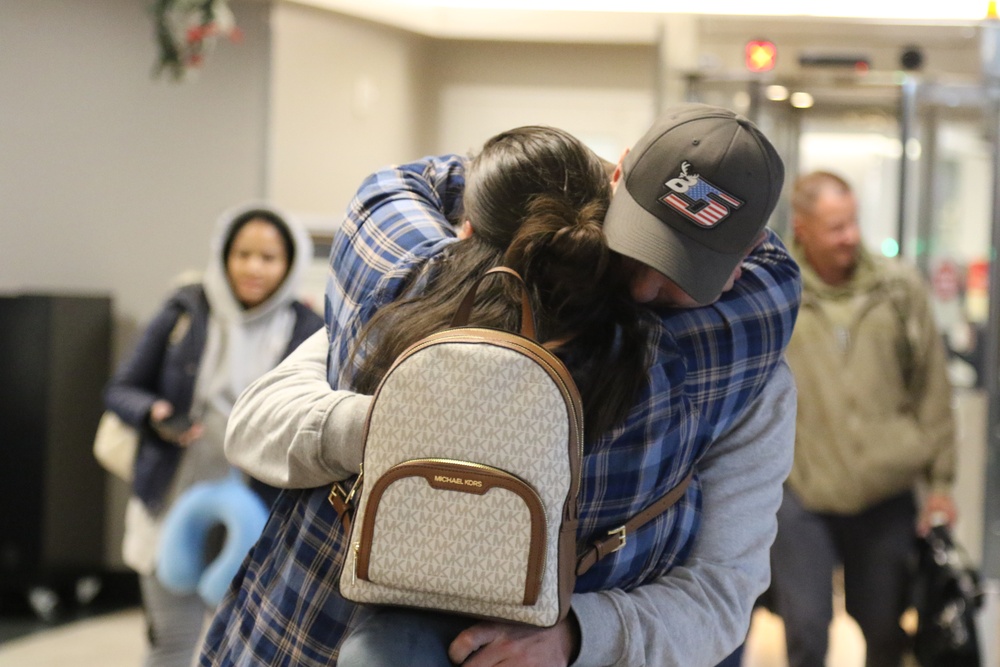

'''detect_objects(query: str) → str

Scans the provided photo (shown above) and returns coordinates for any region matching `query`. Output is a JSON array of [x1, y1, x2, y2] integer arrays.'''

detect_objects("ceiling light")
[[790, 91, 814, 108], [766, 85, 789, 101]]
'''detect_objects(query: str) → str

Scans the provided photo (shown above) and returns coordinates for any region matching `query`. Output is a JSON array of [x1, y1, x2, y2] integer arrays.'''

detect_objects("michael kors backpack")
[[332, 267, 691, 627]]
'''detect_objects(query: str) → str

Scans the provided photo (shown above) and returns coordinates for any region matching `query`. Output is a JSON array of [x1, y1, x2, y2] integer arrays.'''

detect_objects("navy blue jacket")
[[104, 284, 323, 512]]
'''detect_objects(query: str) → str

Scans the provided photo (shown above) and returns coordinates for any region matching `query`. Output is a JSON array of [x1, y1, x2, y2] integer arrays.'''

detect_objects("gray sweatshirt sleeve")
[[225, 329, 372, 488], [570, 361, 797, 667]]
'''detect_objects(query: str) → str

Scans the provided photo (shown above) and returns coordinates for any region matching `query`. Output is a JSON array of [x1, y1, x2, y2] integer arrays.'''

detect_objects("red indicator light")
[[746, 40, 777, 73]]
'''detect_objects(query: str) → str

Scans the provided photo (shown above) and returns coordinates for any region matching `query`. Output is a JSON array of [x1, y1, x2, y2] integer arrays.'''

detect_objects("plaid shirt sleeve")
[[324, 155, 467, 388], [576, 228, 801, 592], [669, 228, 801, 439]]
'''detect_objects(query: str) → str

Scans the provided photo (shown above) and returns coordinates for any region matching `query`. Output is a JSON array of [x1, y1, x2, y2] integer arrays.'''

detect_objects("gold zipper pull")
[[352, 542, 360, 585]]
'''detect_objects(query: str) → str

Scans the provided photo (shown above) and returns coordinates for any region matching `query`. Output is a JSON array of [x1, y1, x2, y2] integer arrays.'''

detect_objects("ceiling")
[[288, 0, 994, 44], [285, 0, 997, 109]]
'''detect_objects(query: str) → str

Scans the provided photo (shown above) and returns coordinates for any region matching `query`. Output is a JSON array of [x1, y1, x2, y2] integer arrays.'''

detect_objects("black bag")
[[911, 524, 982, 667]]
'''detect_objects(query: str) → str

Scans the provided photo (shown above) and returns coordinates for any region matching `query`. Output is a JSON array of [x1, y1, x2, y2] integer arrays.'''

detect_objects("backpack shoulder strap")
[[879, 267, 926, 387], [576, 470, 694, 576], [164, 283, 206, 346], [451, 266, 536, 339]]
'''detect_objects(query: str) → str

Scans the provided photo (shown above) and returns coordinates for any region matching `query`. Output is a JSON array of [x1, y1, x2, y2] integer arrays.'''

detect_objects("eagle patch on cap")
[[658, 161, 744, 228]]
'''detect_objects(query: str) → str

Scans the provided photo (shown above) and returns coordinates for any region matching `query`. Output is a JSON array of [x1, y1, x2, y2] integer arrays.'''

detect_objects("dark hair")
[[351, 126, 649, 439], [223, 208, 296, 268]]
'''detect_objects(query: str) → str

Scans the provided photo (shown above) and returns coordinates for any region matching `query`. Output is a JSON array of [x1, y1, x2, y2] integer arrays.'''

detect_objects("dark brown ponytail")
[[351, 127, 650, 439], [499, 193, 650, 437]]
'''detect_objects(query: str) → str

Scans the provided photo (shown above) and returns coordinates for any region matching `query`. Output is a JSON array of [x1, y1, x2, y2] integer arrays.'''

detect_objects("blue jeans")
[[338, 609, 475, 666], [340, 607, 749, 666], [715, 644, 744, 666]]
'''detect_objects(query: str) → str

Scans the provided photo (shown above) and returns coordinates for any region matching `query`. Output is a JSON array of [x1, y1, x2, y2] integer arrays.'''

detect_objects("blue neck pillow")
[[156, 471, 269, 607]]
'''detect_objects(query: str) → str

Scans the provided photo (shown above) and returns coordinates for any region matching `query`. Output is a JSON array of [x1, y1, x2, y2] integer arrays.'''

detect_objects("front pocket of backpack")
[[355, 459, 546, 606]]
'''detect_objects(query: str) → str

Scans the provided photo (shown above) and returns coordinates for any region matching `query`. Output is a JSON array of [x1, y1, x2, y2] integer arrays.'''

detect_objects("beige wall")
[[0, 0, 274, 568], [268, 3, 432, 219], [426, 40, 656, 160], [0, 0, 272, 334], [267, 27, 660, 218], [266, 12, 662, 305]]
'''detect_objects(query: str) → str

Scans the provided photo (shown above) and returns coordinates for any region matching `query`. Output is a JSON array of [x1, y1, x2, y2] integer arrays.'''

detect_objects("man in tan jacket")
[[771, 171, 957, 667]]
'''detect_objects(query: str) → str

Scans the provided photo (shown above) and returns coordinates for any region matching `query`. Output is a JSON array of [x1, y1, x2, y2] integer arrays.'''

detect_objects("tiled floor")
[[0, 607, 145, 667], [0, 605, 867, 667], [4, 588, 997, 667], [744, 608, 866, 667]]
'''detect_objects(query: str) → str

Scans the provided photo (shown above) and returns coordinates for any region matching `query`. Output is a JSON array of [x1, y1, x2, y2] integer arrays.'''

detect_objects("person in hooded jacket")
[[103, 204, 323, 667]]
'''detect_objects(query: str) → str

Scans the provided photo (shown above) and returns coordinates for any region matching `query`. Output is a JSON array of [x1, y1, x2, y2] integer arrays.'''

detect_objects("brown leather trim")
[[328, 483, 354, 535], [349, 326, 585, 620], [557, 516, 578, 619], [450, 267, 536, 339], [414, 330, 583, 488], [355, 459, 548, 606], [575, 470, 695, 576]]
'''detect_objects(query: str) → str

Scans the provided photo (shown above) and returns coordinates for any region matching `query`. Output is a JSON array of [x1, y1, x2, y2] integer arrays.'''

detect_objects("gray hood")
[[202, 201, 314, 324], [193, 202, 314, 421]]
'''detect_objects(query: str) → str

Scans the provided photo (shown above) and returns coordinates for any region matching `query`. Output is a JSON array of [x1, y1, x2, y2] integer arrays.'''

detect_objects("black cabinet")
[[0, 294, 111, 590]]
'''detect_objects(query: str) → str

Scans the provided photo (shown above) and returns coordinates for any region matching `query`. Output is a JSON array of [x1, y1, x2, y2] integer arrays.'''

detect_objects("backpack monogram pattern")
[[333, 268, 694, 626], [368, 479, 532, 606], [339, 340, 578, 627]]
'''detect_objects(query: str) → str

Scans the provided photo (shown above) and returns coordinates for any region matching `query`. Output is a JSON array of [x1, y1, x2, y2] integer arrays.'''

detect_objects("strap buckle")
[[608, 525, 627, 553], [328, 482, 349, 507], [328, 466, 364, 509]]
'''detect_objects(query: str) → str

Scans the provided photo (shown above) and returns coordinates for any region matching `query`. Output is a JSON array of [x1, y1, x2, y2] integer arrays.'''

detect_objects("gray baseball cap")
[[605, 103, 784, 304]]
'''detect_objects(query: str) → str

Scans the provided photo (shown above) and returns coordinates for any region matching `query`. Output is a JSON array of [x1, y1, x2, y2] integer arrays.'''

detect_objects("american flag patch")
[[660, 177, 743, 228]]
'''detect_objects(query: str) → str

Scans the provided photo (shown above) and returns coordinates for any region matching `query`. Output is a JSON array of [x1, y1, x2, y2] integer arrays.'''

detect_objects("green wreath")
[[152, 0, 242, 80]]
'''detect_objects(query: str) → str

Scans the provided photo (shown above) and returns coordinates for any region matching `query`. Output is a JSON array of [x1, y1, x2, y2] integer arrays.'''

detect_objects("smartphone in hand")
[[153, 413, 195, 442]]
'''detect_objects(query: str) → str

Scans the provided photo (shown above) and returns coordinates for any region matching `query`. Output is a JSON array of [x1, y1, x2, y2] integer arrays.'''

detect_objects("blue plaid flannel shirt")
[[200, 154, 800, 667]]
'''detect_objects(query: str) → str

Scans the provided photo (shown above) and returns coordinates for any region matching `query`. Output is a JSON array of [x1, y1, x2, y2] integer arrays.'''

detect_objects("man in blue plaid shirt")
[[203, 105, 800, 666]]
